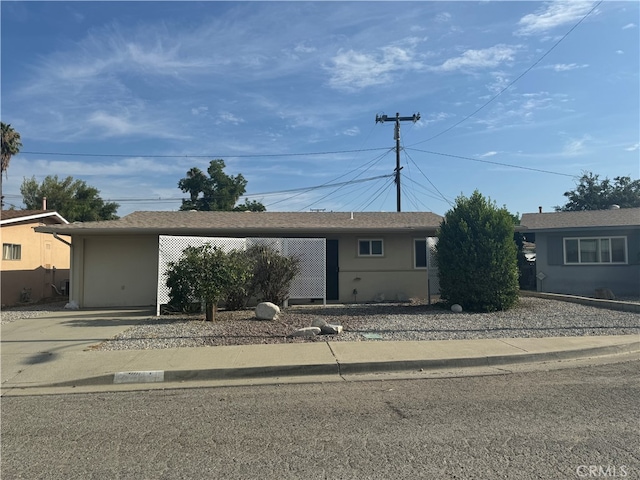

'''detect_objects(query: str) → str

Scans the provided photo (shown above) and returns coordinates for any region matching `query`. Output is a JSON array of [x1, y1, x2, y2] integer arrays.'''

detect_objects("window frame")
[[414, 238, 427, 269], [358, 238, 384, 257], [563, 236, 627, 265], [2, 243, 22, 261]]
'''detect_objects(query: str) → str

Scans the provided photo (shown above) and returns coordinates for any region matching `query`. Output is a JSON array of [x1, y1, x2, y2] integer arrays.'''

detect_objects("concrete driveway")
[[1, 308, 154, 389]]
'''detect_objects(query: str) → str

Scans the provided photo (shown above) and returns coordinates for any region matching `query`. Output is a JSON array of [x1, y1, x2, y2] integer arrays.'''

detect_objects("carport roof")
[[34, 210, 443, 236]]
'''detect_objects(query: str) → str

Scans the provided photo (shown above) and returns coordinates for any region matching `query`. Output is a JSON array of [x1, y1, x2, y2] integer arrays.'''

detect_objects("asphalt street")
[[2, 361, 638, 479]]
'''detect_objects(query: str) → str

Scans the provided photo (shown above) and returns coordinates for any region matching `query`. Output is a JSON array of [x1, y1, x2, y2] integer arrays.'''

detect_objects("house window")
[[414, 239, 427, 269], [358, 239, 383, 256], [2, 243, 21, 261], [563, 237, 627, 264]]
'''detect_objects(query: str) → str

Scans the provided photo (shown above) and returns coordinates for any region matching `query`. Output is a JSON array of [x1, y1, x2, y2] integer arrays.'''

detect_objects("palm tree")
[[1, 122, 23, 208]]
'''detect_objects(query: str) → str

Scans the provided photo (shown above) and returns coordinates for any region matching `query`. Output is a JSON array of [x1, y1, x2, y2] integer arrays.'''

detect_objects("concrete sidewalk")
[[1, 308, 639, 396]]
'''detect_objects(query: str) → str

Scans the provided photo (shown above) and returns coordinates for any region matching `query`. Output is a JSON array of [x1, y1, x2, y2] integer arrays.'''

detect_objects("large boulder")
[[255, 302, 280, 320], [321, 324, 343, 335], [311, 318, 327, 328]]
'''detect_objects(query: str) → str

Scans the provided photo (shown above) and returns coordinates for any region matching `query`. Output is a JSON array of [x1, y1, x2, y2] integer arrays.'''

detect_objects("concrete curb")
[[520, 291, 640, 313], [44, 340, 640, 388]]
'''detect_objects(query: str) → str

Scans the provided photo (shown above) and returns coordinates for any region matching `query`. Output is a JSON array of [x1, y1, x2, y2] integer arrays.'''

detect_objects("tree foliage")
[[435, 191, 519, 312], [178, 159, 266, 212], [165, 245, 237, 321], [1, 122, 22, 175], [1, 122, 22, 206], [20, 175, 119, 221], [247, 245, 300, 306], [555, 172, 640, 211]]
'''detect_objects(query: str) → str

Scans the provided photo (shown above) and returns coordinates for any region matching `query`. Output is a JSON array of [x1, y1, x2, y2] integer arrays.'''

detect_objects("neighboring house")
[[520, 207, 640, 297], [1, 210, 71, 307], [35, 211, 442, 308]]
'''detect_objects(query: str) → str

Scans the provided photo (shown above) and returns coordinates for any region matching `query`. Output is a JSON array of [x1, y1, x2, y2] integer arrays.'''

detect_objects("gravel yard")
[[3, 297, 638, 351]]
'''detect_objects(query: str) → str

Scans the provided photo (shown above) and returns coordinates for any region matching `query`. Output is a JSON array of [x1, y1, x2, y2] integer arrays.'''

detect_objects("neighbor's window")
[[563, 237, 627, 264], [2, 243, 22, 261], [358, 239, 383, 256], [414, 239, 427, 269]]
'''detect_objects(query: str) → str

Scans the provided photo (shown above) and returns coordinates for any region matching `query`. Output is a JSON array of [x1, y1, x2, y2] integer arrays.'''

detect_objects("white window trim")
[[414, 238, 427, 270], [358, 238, 384, 257], [563, 236, 628, 265]]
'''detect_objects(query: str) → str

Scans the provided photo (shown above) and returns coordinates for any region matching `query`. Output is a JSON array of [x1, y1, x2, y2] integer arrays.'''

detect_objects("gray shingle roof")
[[35, 211, 443, 236], [521, 207, 640, 230]]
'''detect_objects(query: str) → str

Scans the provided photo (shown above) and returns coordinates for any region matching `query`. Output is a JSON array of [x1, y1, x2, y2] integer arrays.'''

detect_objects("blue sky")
[[1, 1, 638, 218]]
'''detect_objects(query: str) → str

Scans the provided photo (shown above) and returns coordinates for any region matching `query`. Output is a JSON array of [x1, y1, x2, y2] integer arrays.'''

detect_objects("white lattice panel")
[[157, 235, 325, 314]]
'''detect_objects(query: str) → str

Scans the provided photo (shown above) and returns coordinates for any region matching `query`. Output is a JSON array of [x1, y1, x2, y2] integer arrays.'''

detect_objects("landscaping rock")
[[451, 304, 463, 313], [289, 326, 321, 337], [255, 302, 280, 320], [311, 318, 327, 328], [64, 300, 80, 310], [321, 324, 343, 335]]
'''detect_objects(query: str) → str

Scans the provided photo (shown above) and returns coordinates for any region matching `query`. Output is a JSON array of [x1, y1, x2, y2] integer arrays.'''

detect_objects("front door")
[[326, 239, 339, 300]]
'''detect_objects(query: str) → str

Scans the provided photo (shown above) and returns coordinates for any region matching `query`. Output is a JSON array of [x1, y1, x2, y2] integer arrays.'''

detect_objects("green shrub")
[[435, 191, 519, 312], [165, 244, 234, 320], [222, 249, 257, 310], [247, 245, 300, 306]]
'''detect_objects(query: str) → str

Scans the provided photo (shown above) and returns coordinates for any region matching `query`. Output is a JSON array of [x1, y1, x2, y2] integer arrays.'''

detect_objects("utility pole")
[[375, 112, 420, 212]]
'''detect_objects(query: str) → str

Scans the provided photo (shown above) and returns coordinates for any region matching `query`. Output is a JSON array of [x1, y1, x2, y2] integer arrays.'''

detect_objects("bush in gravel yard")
[[165, 244, 236, 321], [435, 191, 519, 312], [222, 249, 257, 311], [247, 245, 300, 307]]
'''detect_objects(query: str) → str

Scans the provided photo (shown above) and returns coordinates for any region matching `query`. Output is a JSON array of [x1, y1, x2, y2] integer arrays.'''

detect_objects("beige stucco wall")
[[1, 220, 70, 306], [334, 233, 430, 302], [67, 232, 435, 308], [72, 235, 159, 307]]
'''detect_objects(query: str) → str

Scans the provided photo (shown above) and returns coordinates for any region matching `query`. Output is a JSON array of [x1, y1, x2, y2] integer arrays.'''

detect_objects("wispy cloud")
[[622, 23, 636, 30], [562, 135, 592, 156], [479, 151, 498, 158], [215, 112, 245, 126], [517, 1, 597, 36], [420, 112, 453, 126], [546, 63, 589, 72], [434, 45, 518, 72], [343, 127, 360, 137], [625, 143, 639, 152], [191, 106, 209, 116], [326, 42, 424, 91]]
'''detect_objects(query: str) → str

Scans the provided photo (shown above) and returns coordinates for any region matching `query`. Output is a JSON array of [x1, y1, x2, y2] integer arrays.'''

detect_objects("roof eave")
[[1, 212, 69, 226], [34, 225, 441, 236]]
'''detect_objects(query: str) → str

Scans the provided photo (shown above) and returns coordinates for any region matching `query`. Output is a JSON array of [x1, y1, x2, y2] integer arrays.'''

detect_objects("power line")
[[106, 174, 394, 203], [18, 147, 389, 160], [295, 150, 394, 211], [408, 0, 603, 147], [360, 177, 396, 211], [406, 147, 574, 177], [403, 150, 454, 207]]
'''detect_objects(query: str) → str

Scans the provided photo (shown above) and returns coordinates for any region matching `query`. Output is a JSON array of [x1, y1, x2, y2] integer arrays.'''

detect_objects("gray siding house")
[[520, 207, 640, 297]]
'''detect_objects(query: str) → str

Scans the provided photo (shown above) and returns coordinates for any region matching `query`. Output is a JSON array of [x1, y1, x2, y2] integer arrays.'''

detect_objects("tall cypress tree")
[[435, 191, 519, 312]]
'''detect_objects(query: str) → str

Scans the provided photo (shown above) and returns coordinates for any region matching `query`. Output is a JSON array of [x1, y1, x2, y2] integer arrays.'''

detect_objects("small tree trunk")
[[205, 302, 216, 321]]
